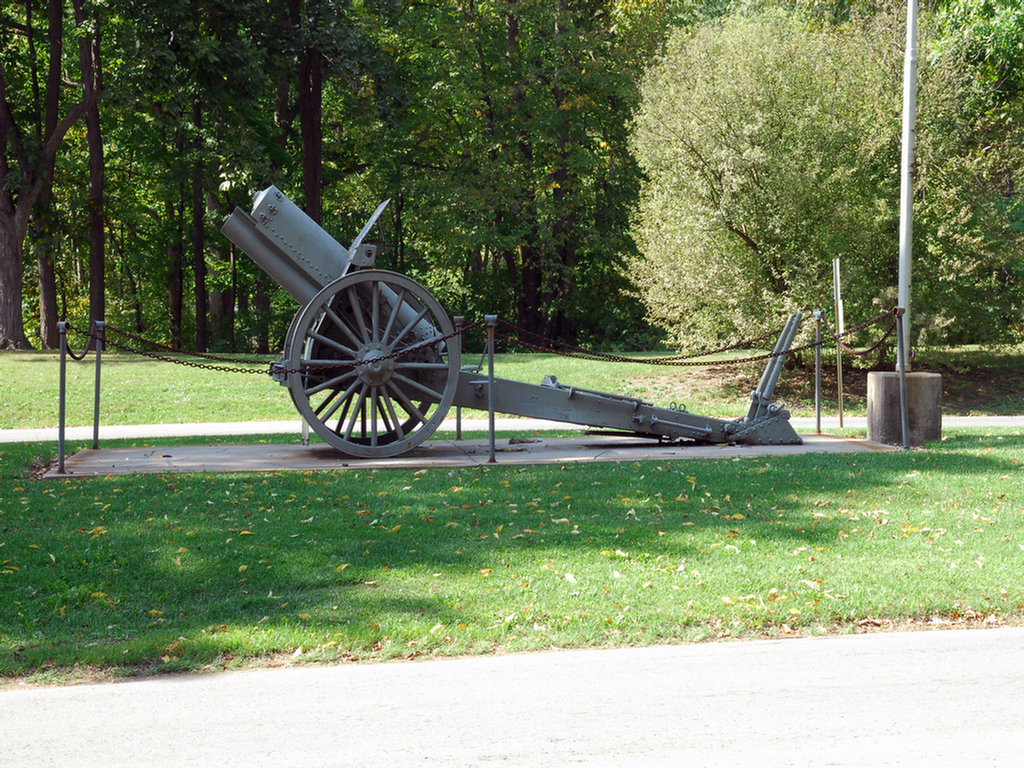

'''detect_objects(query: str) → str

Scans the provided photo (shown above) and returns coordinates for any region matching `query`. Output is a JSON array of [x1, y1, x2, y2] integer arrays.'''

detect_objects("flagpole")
[[897, 0, 918, 371]]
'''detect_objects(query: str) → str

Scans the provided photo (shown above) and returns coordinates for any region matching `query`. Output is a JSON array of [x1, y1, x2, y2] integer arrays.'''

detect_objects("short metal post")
[[92, 321, 105, 450], [813, 310, 822, 434], [485, 314, 497, 463], [57, 322, 69, 474], [895, 307, 910, 450], [453, 316, 464, 441]]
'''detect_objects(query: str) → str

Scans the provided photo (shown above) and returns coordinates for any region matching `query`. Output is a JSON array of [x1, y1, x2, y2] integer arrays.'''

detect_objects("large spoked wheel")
[[284, 270, 460, 457]]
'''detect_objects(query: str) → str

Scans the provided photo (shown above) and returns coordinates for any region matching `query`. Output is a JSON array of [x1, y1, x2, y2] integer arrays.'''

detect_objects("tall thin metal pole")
[[92, 321, 105, 450], [813, 311, 822, 435], [485, 315, 497, 463], [58, 322, 69, 474], [897, 0, 919, 372]]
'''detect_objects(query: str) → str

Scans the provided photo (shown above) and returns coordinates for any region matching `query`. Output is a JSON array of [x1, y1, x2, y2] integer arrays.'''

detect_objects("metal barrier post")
[[813, 310, 822, 434], [92, 321, 105, 450], [895, 307, 910, 449], [453, 316, 464, 441], [833, 259, 845, 428], [57, 322, 69, 473], [485, 315, 497, 463]]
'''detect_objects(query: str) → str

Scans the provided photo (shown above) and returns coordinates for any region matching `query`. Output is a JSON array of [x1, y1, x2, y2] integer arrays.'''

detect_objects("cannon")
[[222, 186, 803, 458]]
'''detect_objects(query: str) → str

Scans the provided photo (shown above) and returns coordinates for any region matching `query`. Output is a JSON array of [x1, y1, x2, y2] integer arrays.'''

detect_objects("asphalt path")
[[4, 627, 1023, 767]]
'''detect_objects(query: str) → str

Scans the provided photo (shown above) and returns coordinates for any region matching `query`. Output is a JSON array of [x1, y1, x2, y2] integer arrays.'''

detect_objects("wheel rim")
[[285, 270, 459, 457]]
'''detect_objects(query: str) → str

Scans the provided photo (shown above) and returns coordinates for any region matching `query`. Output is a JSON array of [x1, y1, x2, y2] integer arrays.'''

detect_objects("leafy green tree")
[[630, 8, 902, 347], [1, 0, 97, 349], [357, 0, 661, 342], [631, 0, 1024, 349], [911, 0, 1024, 342]]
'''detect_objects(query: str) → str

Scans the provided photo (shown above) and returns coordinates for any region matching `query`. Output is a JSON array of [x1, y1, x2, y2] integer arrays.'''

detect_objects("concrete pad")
[[46, 432, 892, 478]]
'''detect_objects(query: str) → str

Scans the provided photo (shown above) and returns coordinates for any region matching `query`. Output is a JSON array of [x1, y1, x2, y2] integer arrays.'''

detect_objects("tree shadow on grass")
[[2, 430, 1021, 676]]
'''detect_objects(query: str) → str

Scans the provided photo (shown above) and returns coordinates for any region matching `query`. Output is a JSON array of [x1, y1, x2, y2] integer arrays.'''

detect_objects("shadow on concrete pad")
[[46, 432, 892, 478]]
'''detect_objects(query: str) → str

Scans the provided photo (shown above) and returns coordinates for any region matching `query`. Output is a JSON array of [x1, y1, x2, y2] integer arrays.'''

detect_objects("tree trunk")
[[252, 289, 271, 354], [0, 209, 31, 349], [296, 4, 323, 223], [33, 201, 61, 348], [33, 0, 64, 348], [0, 0, 97, 349], [167, 198, 184, 351], [73, 0, 105, 348], [192, 100, 207, 352]]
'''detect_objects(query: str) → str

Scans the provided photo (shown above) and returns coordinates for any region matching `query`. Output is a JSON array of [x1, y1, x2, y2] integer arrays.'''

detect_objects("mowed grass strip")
[[1, 429, 1022, 683], [5, 344, 1024, 431]]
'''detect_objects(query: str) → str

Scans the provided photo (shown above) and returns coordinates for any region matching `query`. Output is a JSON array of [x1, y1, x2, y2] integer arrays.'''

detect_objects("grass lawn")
[[1, 428, 1022, 685], [1, 345, 1022, 684], [3, 343, 1024, 432]]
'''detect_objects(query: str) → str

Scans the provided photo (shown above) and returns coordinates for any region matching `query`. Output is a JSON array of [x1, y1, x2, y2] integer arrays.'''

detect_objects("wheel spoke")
[[308, 328, 358, 358], [314, 376, 362, 422], [369, 386, 380, 446], [391, 372, 444, 403], [388, 304, 430, 349], [383, 380, 428, 425], [305, 369, 357, 397], [342, 384, 369, 440], [380, 287, 407, 346], [322, 305, 363, 350], [380, 389, 406, 441], [394, 361, 450, 370], [371, 281, 381, 343], [347, 286, 370, 344]]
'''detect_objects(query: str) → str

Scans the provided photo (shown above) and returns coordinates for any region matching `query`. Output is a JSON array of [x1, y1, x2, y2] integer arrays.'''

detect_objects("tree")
[[910, 0, 1024, 342], [71, 0, 105, 350], [361, 0, 653, 342], [0, 0, 97, 349], [630, 8, 902, 347]]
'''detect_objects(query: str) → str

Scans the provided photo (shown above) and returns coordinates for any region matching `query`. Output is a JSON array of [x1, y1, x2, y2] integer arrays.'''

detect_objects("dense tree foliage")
[[630, 0, 1024, 349], [1, 0, 1021, 352]]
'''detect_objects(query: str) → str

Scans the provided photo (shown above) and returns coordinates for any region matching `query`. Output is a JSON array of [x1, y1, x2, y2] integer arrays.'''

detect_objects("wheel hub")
[[356, 342, 395, 386]]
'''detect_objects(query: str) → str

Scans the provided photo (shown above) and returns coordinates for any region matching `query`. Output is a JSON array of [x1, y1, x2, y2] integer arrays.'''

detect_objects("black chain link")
[[89, 320, 482, 376], [104, 325, 274, 366], [271, 320, 483, 376], [62, 323, 96, 361], [494, 318, 785, 365], [818, 309, 898, 357], [68, 308, 896, 377], [490, 308, 897, 368]]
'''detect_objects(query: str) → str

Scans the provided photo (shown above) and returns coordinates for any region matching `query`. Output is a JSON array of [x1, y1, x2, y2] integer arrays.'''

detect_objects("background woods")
[[1, 0, 1021, 353]]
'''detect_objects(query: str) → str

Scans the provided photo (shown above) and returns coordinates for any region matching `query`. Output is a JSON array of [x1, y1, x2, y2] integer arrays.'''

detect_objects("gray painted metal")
[[222, 187, 803, 457]]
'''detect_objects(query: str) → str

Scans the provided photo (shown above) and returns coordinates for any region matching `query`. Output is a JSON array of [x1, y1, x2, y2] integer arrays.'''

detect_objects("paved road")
[[4, 627, 1023, 767]]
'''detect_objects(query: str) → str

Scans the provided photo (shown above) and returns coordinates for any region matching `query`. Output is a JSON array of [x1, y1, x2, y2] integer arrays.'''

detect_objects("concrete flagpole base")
[[867, 371, 942, 446]]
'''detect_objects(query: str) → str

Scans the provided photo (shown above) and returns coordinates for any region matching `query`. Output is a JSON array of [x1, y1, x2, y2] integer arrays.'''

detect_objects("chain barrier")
[[493, 318, 785, 366], [67, 306, 895, 378], [818, 311, 897, 357], [81, 319, 483, 377], [271, 320, 484, 376], [62, 323, 96, 361], [104, 325, 276, 367], [488, 308, 898, 368]]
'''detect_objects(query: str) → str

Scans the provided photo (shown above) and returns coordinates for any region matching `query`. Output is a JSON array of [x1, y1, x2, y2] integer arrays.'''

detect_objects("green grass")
[[2, 429, 1023, 683], [3, 343, 1023, 431]]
